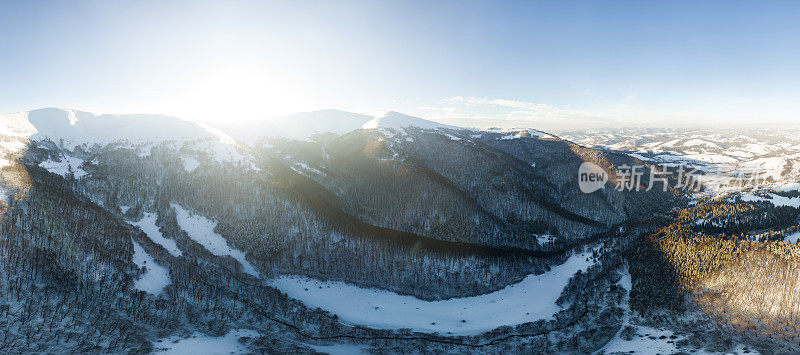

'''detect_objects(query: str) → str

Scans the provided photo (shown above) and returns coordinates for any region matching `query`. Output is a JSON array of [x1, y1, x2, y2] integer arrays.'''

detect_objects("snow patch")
[[131, 239, 171, 295], [784, 232, 800, 244], [171, 204, 259, 277], [536, 234, 554, 245], [291, 162, 324, 176], [740, 193, 800, 208], [602, 325, 683, 354], [597, 269, 686, 354], [442, 133, 461, 141], [180, 156, 200, 173], [683, 139, 720, 149], [39, 155, 88, 178], [131, 213, 182, 257]]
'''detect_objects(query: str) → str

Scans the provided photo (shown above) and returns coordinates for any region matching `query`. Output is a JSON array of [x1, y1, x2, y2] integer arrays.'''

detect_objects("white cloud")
[[417, 96, 798, 132], [419, 96, 636, 131]]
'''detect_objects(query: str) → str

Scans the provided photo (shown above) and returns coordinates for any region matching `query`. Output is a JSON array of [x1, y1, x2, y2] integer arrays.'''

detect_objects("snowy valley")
[[0, 108, 796, 354]]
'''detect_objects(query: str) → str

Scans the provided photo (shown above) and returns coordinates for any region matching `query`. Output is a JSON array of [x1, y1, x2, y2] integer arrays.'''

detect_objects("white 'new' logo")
[[578, 162, 608, 193]]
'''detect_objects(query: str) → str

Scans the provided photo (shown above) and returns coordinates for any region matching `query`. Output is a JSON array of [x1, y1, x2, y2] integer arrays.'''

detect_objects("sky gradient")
[[2, 0, 800, 130]]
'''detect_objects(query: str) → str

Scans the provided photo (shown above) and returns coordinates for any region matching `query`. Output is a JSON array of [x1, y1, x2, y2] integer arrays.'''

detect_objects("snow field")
[[154, 329, 259, 354], [270, 251, 596, 335]]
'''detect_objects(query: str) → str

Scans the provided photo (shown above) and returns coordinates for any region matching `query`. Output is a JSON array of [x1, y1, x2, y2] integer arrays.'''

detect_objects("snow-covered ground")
[[154, 329, 259, 354], [171, 204, 260, 277], [597, 270, 689, 354], [560, 128, 800, 188], [740, 193, 800, 208], [602, 324, 684, 354], [131, 239, 171, 295], [269, 251, 595, 335], [784, 232, 800, 244], [130, 213, 182, 257], [298, 342, 370, 355], [39, 155, 88, 178], [596, 269, 756, 355], [495, 129, 554, 140], [536, 234, 554, 245], [180, 156, 200, 173]]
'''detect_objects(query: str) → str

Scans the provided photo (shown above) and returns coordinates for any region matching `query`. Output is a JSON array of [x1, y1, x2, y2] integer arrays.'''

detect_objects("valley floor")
[[269, 250, 596, 335]]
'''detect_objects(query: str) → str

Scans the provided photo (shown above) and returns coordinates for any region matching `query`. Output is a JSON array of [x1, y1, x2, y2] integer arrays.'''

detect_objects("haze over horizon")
[[3, 1, 800, 130], [4, 3, 800, 353]]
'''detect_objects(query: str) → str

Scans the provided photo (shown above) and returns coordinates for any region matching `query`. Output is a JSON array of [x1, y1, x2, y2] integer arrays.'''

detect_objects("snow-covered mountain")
[[1, 108, 796, 353], [221, 109, 460, 143], [0, 108, 254, 176], [561, 128, 800, 187], [1, 108, 231, 148], [361, 111, 459, 130]]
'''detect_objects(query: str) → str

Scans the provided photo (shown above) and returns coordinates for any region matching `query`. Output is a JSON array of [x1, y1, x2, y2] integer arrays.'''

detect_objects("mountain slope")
[[8, 107, 774, 353], [361, 111, 457, 130]]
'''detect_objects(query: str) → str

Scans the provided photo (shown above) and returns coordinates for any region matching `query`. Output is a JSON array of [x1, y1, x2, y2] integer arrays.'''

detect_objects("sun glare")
[[172, 60, 311, 123]]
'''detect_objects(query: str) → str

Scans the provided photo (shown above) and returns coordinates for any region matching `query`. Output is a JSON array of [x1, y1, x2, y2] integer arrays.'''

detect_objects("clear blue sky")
[[2, 0, 800, 130]]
